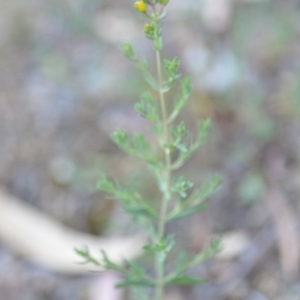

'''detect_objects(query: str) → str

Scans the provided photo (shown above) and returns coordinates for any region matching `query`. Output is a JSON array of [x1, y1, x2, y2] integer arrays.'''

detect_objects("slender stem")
[[156, 49, 171, 237], [154, 11, 172, 300]]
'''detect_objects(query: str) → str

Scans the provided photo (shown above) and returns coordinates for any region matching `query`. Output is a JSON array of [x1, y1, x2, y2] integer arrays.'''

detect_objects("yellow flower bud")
[[144, 23, 155, 40], [144, 23, 152, 31], [134, 1, 147, 14]]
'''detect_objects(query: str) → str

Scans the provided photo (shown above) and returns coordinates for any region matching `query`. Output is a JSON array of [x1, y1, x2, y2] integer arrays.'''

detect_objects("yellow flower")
[[134, 1, 147, 14]]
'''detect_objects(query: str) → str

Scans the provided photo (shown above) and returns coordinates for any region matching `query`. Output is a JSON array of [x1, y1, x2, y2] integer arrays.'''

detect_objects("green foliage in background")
[[76, 1, 221, 299]]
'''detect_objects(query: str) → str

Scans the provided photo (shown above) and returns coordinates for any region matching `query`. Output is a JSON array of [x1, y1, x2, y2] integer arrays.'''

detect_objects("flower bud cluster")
[[144, 23, 156, 40], [134, 0, 169, 15]]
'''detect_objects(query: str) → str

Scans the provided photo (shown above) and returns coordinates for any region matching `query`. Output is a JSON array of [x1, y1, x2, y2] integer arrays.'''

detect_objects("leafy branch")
[[76, 1, 222, 299]]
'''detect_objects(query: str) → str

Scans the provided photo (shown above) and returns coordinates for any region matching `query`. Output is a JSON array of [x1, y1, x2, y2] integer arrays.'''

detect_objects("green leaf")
[[75, 246, 100, 266], [162, 83, 172, 93], [171, 122, 187, 143], [115, 279, 155, 288], [193, 174, 222, 204], [133, 134, 151, 157], [137, 56, 149, 72], [196, 119, 212, 145], [137, 56, 159, 90], [135, 92, 159, 123], [143, 235, 175, 262], [97, 176, 116, 194], [111, 129, 132, 153], [172, 176, 194, 198], [143, 244, 154, 253], [190, 238, 222, 267], [168, 204, 207, 221], [168, 77, 193, 124], [158, 8, 168, 20], [168, 174, 221, 221], [170, 122, 190, 154], [164, 57, 180, 80], [111, 129, 160, 166], [97, 177, 157, 221], [181, 77, 192, 97], [125, 259, 146, 278], [173, 252, 188, 274], [166, 276, 205, 286], [101, 250, 124, 272], [174, 119, 212, 168], [124, 205, 157, 220], [143, 72, 159, 90], [175, 143, 187, 153], [119, 190, 157, 220], [121, 42, 137, 62]]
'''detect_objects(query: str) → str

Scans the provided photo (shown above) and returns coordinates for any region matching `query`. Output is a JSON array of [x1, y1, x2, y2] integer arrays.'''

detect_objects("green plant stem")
[[154, 14, 171, 300], [156, 48, 170, 236]]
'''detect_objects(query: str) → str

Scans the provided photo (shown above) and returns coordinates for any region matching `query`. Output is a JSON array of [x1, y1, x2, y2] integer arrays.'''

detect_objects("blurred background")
[[1, 0, 300, 299]]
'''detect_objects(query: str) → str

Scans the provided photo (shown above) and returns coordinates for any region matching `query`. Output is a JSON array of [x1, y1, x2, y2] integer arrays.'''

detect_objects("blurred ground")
[[1, 0, 300, 299]]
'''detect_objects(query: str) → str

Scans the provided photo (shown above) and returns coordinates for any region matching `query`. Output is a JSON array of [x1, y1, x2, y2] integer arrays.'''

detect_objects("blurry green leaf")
[[168, 204, 207, 221], [190, 238, 222, 267], [173, 252, 188, 274], [143, 72, 159, 90], [166, 276, 205, 286], [116, 279, 155, 288], [138, 57, 149, 72], [193, 174, 222, 203], [101, 250, 124, 272], [196, 119, 212, 144], [135, 92, 159, 123], [111, 130, 160, 167], [168, 174, 221, 221], [124, 205, 157, 219], [97, 177, 157, 220], [121, 42, 137, 62], [168, 78, 193, 123], [111, 129, 131, 153], [172, 176, 194, 198], [143, 235, 174, 254], [171, 122, 188, 150], [125, 260, 146, 278], [75, 246, 100, 266], [158, 8, 168, 20], [173, 119, 212, 169], [164, 57, 181, 81], [181, 77, 192, 99], [97, 176, 116, 194], [175, 143, 187, 153], [133, 134, 150, 156]]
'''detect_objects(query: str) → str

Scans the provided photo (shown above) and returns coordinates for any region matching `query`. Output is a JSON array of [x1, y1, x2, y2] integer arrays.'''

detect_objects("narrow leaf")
[[143, 72, 159, 90], [168, 204, 207, 221], [115, 279, 155, 288], [166, 276, 205, 286]]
